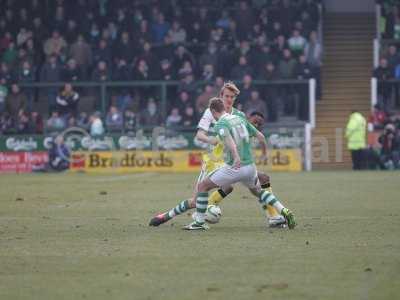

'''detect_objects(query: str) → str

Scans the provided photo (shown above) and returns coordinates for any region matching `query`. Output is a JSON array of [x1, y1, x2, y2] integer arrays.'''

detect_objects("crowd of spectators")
[[0, 0, 322, 135]]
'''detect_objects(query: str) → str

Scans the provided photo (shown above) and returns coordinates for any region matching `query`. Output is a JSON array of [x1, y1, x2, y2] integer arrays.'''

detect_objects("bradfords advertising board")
[[0, 152, 48, 173], [70, 149, 302, 173]]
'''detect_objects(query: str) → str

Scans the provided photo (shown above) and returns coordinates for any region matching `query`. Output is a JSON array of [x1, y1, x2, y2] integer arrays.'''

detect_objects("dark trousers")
[[350, 149, 365, 170]]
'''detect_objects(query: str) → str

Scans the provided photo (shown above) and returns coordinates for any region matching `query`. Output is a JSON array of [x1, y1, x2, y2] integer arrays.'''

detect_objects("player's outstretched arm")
[[255, 130, 268, 158], [196, 129, 218, 145]]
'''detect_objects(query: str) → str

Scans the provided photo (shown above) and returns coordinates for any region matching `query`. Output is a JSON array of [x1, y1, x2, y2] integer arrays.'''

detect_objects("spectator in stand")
[[2, 40, 17, 68], [168, 21, 186, 45], [243, 90, 267, 119], [29, 111, 44, 134], [56, 83, 79, 117], [77, 112, 89, 130], [114, 31, 135, 63], [178, 72, 197, 96], [152, 13, 170, 44], [133, 59, 151, 81], [47, 111, 66, 132], [93, 39, 112, 68], [231, 56, 254, 80], [238, 74, 254, 106], [279, 48, 297, 115], [62, 58, 82, 82], [182, 105, 196, 128], [0, 63, 14, 86], [140, 98, 162, 127], [304, 30, 322, 99], [0, 112, 14, 134], [200, 64, 215, 83], [92, 61, 111, 82], [158, 59, 175, 80], [0, 79, 8, 113], [135, 19, 153, 46], [15, 110, 30, 134], [106, 106, 123, 132], [175, 91, 193, 115], [6, 83, 26, 119], [386, 45, 400, 69], [378, 123, 400, 169], [173, 45, 194, 73], [124, 110, 137, 133], [166, 107, 182, 128], [235, 0, 255, 40], [137, 42, 158, 75], [43, 30, 67, 59], [305, 31, 322, 68], [294, 54, 315, 121], [65, 19, 79, 44], [17, 61, 35, 112], [89, 112, 105, 136], [368, 104, 387, 130], [259, 62, 279, 122], [196, 84, 215, 115], [113, 59, 130, 81], [199, 42, 220, 72], [40, 55, 62, 111], [373, 58, 393, 112], [69, 35, 92, 78]]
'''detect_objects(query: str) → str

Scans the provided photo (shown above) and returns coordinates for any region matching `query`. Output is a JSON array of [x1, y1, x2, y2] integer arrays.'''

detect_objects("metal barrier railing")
[[16, 79, 314, 132]]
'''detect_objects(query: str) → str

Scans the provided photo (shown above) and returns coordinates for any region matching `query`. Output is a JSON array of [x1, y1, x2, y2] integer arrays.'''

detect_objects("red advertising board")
[[0, 152, 49, 173]]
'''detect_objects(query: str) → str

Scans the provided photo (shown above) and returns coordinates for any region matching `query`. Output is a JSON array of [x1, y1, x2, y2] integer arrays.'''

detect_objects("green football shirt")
[[214, 113, 258, 166]]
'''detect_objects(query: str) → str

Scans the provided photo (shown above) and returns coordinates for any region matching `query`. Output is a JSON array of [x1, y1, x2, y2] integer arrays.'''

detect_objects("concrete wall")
[[324, 0, 375, 13]]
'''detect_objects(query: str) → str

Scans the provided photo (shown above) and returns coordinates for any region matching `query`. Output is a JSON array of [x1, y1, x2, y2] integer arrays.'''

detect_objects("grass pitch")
[[0, 171, 399, 300]]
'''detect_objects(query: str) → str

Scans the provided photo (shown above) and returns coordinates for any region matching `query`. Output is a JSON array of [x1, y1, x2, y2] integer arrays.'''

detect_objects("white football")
[[205, 205, 222, 224]]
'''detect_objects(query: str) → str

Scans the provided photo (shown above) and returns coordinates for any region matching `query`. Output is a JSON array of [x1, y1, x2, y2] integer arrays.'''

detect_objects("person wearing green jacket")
[[345, 111, 367, 170]]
